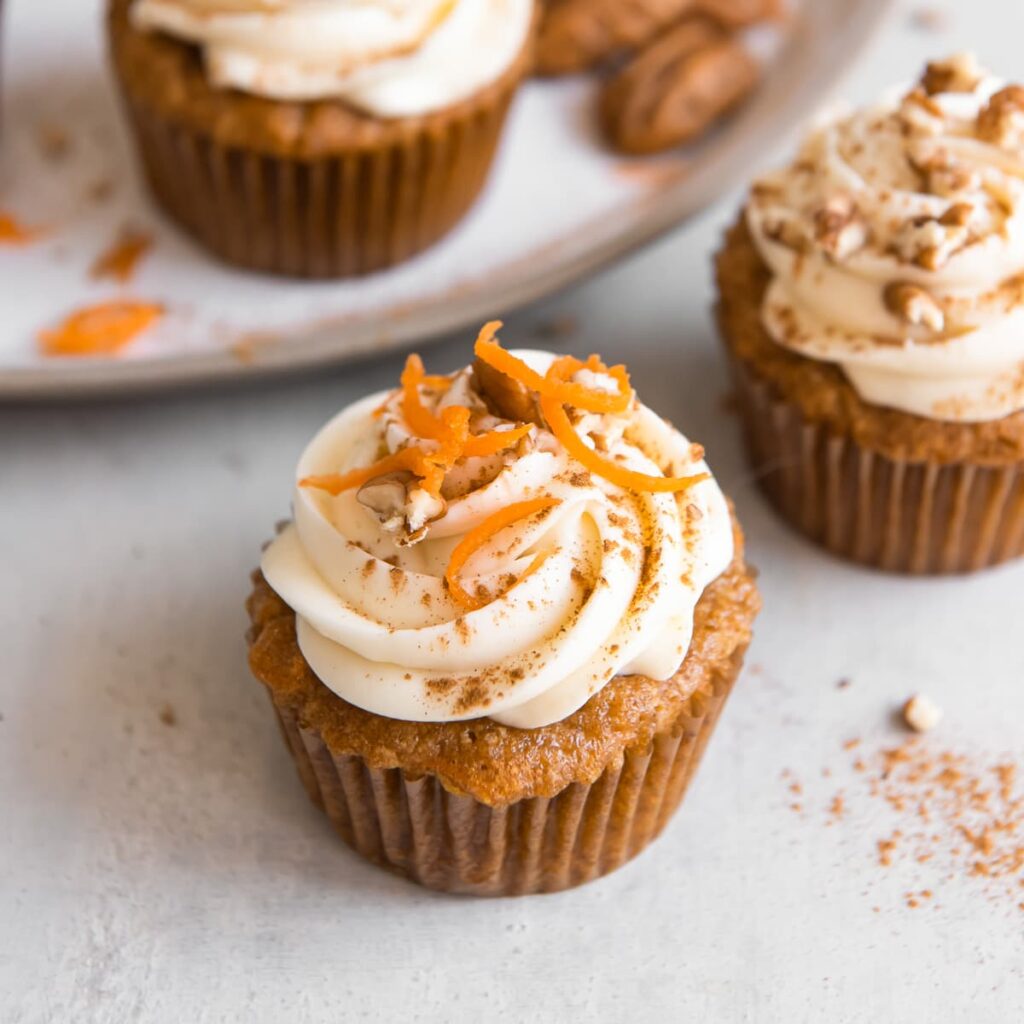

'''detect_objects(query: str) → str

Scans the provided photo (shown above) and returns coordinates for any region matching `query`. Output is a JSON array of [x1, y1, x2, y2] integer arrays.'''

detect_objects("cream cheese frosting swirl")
[[746, 54, 1024, 423], [130, 0, 532, 115], [261, 346, 733, 730]]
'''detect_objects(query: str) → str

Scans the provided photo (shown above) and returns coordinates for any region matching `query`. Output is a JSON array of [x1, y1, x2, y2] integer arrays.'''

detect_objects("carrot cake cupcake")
[[247, 324, 760, 895], [108, 0, 535, 277], [717, 54, 1024, 573]]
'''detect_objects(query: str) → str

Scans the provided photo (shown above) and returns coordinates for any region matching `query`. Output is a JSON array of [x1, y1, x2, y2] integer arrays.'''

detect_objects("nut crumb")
[[902, 694, 942, 733], [909, 7, 948, 33], [37, 125, 71, 162]]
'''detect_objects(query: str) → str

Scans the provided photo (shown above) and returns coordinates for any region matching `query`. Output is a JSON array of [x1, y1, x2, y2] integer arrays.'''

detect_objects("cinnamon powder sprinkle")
[[850, 739, 1023, 909]]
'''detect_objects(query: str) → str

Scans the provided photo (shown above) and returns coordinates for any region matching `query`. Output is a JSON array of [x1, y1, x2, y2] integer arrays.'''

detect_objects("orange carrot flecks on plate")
[[0, 211, 41, 245], [91, 230, 154, 284], [39, 301, 163, 358]]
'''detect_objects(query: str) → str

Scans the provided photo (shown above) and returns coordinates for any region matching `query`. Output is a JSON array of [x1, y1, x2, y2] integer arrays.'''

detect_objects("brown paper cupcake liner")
[[266, 643, 746, 897], [119, 90, 518, 278], [730, 354, 1024, 574]]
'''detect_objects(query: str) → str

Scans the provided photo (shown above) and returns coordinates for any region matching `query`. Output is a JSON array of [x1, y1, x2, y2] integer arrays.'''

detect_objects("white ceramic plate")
[[0, 0, 892, 397]]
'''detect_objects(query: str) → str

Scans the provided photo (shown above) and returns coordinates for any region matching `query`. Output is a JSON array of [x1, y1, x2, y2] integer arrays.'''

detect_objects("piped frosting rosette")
[[131, 0, 533, 115], [746, 54, 1024, 422], [262, 325, 733, 729]]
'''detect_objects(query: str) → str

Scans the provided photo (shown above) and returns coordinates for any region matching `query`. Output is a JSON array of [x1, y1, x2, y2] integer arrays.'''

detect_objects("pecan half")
[[472, 359, 544, 427], [600, 19, 758, 155], [536, 0, 699, 76], [696, 0, 782, 28]]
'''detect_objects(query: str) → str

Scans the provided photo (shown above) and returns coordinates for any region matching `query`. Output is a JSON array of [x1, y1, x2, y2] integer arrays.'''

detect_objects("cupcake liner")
[[730, 355, 1024, 574], [120, 88, 517, 278], [266, 643, 747, 897]]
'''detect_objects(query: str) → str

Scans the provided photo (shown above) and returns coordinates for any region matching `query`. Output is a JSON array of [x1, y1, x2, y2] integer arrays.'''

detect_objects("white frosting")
[[746, 55, 1024, 423], [261, 351, 734, 729], [130, 0, 532, 115]]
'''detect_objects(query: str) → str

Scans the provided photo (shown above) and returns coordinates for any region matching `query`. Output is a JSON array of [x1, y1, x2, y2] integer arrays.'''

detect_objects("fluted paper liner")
[[730, 355, 1024, 574], [114, 57, 526, 278], [265, 644, 746, 897]]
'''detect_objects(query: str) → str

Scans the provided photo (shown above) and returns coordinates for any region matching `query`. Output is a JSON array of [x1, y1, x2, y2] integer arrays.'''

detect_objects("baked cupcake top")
[[130, 0, 532, 115], [261, 325, 733, 729], [746, 54, 1024, 423]]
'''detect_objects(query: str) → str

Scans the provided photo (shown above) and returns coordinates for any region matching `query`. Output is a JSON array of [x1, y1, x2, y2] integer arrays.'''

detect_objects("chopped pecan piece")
[[884, 282, 946, 331], [357, 471, 446, 545], [920, 53, 982, 96], [977, 85, 1024, 149], [938, 202, 975, 228], [893, 216, 968, 270], [897, 88, 945, 136], [813, 195, 868, 260], [908, 148, 980, 197], [536, 0, 699, 76], [600, 19, 758, 155]]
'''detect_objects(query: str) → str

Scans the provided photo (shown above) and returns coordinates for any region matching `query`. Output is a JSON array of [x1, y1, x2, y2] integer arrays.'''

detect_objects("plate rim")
[[1, 0, 894, 400]]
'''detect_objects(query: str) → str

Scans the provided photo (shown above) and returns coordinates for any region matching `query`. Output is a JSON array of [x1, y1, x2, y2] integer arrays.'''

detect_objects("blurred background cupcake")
[[107, 0, 535, 278], [717, 54, 1024, 574]]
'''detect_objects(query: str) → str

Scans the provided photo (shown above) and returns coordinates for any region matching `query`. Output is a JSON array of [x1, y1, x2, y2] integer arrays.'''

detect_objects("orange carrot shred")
[[445, 497, 560, 610], [91, 230, 153, 284], [38, 301, 163, 358], [0, 210, 41, 245], [473, 321, 633, 414], [302, 407, 475, 501], [300, 449, 434, 497], [401, 354, 446, 439], [462, 422, 532, 458], [540, 360, 708, 494]]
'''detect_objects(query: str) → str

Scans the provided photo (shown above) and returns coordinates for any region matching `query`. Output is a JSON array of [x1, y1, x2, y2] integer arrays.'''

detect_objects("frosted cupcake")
[[717, 55, 1024, 573], [247, 324, 760, 895], [108, 0, 535, 277]]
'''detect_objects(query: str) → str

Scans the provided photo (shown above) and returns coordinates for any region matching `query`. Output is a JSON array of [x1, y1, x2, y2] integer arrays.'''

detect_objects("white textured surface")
[[4, 1, 1024, 1021]]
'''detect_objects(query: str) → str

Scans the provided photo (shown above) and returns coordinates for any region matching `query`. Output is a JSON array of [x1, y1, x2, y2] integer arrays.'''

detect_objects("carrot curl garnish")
[[540, 359, 708, 494], [303, 407, 478, 500], [301, 448, 438, 498], [445, 497, 561, 610], [38, 301, 163, 357], [401, 353, 446, 439], [474, 321, 633, 414]]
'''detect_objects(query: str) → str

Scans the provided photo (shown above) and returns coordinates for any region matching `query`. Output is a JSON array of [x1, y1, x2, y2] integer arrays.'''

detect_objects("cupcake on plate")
[[717, 54, 1024, 574], [108, 0, 535, 278], [247, 323, 760, 896]]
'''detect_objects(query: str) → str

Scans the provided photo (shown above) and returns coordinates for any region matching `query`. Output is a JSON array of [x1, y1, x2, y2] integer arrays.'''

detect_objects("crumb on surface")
[[909, 6, 949, 32], [902, 694, 943, 733], [159, 704, 177, 727]]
